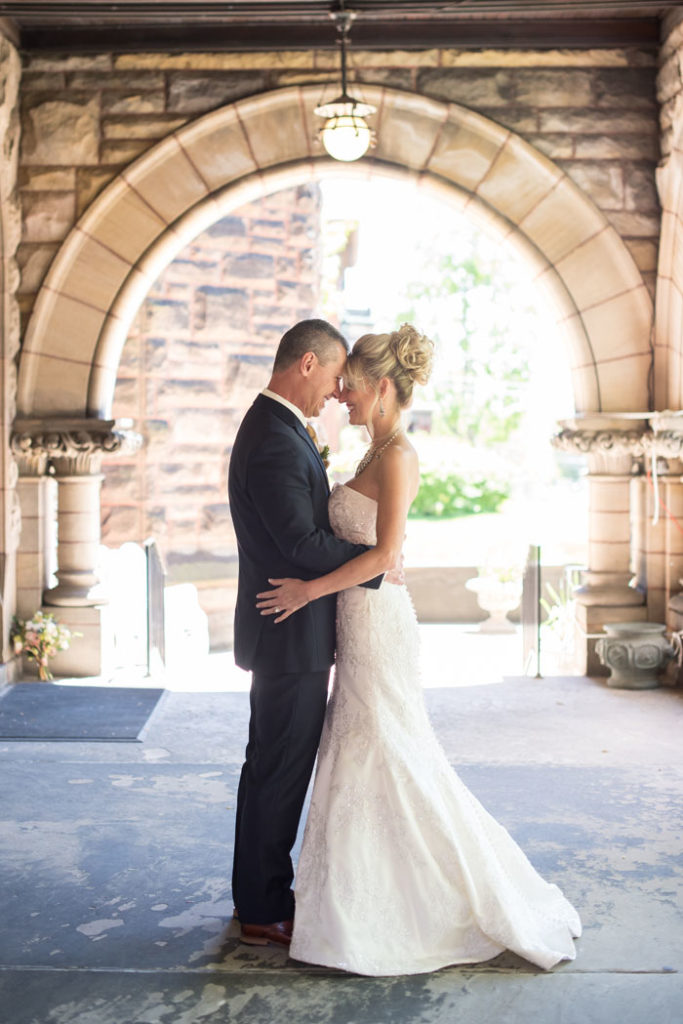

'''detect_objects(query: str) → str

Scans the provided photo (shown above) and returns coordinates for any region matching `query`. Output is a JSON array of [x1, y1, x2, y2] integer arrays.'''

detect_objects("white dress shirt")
[[261, 388, 309, 430]]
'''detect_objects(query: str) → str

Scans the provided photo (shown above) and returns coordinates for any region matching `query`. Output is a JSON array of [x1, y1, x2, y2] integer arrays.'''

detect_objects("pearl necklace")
[[354, 427, 401, 478]]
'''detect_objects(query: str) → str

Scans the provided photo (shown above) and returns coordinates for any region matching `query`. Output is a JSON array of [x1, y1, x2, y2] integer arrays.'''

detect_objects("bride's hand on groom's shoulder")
[[256, 578, 310, 623]]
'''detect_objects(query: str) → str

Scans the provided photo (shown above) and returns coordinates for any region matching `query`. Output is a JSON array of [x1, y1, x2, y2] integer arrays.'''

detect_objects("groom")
[[228, 318, 381, 946]]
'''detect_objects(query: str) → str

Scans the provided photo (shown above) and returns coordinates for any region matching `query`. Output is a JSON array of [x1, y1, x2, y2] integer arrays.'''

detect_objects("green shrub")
[[409, 470, 510, 519]]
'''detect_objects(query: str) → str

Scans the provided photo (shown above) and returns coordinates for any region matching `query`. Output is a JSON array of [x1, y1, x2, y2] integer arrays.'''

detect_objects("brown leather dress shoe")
[[240, 919, 293, 947]]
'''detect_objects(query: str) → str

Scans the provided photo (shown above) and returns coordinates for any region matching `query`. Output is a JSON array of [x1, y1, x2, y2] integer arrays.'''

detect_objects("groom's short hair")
[[273, 319, 348, 372]]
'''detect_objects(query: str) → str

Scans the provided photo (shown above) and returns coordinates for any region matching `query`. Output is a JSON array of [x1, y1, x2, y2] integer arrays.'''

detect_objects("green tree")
[[397, 240, 531, 448]]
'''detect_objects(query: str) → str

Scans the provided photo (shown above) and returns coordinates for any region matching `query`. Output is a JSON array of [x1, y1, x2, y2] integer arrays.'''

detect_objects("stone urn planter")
[[595, 622, 675, 690], [465, 575, 521, 634]]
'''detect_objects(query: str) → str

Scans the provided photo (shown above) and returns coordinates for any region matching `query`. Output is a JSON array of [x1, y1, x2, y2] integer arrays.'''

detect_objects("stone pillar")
[[640, 420, 683, 625], [0, 31, 21, 680], [14, 450, 52, 620], [11, 418, 142, 677], [553, 417, 647, 676], [44, 462, 110, 675], [631, 464, 676, 625], [641, 420, 683, 685], [45, 464, 106, 608]]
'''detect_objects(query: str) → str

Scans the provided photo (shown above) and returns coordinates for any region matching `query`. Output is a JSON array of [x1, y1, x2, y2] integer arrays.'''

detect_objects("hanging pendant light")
[[314, 2, 376, 162]]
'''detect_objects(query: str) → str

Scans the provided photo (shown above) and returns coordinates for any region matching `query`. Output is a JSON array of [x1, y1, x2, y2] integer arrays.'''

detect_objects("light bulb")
[[321, 114, 372, 162]]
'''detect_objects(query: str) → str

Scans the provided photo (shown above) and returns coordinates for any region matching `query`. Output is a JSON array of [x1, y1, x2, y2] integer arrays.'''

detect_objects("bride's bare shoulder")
[[385, 435, 418, 467], [379, 437, 420, 492]]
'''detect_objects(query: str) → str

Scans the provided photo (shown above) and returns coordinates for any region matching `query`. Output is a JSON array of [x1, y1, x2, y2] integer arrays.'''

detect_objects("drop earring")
[[379, 399, 385, 417]]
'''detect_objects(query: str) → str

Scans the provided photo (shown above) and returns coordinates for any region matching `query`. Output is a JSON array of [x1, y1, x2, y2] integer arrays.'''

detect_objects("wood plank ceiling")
[[0, 1, 674, 51]]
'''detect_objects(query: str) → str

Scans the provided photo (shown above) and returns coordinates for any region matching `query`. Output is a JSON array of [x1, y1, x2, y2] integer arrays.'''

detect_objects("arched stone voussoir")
[[555, 226, 648, 313], [475, 131, 564, 228], [17, 83, 654, 420], [518, 175, 607, 265], [427, 103, 510, 195], [76, 170, 168, 266], [234, 85, 323, 169], [596, 352, 653, 412], [172, 103, 258, 192], [19, 350, 93, 419], [371, 89, 451, 172], [121, 131, 212, 225]]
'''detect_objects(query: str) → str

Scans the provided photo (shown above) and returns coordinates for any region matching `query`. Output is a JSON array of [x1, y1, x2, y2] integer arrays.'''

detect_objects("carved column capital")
[[553, 414, 683, 474], [642, 429, 683, 462], [13, 451, 48, 477], [552, 427, 642, 474], [11, 417, 143, 476]]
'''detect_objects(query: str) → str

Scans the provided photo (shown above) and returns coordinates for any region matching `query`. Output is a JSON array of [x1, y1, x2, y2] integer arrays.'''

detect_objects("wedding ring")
[[275, 606, 281, 613]]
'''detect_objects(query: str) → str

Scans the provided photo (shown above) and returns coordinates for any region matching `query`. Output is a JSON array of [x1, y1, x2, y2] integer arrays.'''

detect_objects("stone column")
[[634, 421, 683, 624], [45, 462, 105, 608], [14, 449, 52, 620], [11, 418, 142, 676], [553, 417, 647, 675], [0, 30, 21, 680], [643, 420, 683, 685], [630, 460, 678, 626]]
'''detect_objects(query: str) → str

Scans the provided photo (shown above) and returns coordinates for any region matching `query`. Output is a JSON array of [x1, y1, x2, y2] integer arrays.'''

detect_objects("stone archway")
[[12, 84, 656, 675], [17, 84, 652, 420]]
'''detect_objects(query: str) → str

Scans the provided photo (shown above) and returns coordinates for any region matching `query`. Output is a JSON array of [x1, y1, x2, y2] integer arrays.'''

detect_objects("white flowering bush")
[[11, 611, 79, 680]]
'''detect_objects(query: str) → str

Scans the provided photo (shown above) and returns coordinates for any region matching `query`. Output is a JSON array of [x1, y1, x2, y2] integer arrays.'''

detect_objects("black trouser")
[[231, 668, 329, 925]]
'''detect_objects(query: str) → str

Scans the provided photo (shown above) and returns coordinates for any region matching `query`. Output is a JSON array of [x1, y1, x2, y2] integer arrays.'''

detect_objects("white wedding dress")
[[289, 483, 581, 976]]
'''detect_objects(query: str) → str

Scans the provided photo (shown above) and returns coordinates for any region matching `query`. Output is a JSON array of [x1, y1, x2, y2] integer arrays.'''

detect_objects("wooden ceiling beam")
[[0, 1, 669, 52], [16, 17, 661, 52], [0, 1, 669, 15]]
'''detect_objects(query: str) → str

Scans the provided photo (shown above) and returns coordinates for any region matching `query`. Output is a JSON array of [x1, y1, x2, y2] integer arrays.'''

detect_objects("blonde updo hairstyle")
[[346, 323, 434, 408]]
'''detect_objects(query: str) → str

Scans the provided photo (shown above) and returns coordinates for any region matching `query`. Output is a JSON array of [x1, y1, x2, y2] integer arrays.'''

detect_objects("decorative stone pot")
[[465, 576, 521, 634], [595, 622, 675, 690]]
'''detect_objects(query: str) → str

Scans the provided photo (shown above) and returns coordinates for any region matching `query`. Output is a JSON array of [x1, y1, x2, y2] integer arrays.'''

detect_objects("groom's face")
[[302, 345, 346, 418]]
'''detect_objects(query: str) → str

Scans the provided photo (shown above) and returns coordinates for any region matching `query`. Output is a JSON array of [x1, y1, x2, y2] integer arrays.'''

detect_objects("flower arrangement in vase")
[[11, 611, 79, 681]]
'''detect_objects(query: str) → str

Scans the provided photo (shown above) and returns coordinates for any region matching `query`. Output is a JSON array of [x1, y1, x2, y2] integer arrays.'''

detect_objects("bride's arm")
[[257, 445, 415, 622]]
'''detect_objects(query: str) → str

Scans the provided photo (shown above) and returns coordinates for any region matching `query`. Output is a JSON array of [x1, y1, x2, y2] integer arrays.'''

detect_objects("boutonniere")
[[319, 444, 330, 469]]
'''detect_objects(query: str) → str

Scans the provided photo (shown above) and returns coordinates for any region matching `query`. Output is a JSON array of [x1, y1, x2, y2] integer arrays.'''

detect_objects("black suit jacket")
[[228, 393, 380, 674]]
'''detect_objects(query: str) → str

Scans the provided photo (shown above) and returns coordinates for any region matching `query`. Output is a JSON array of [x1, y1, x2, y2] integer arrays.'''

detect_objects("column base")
[[575, 571, 644, 606], [42, 604, 114, 678], [43, 574, 108, 608], [665, 593, 683, 685]]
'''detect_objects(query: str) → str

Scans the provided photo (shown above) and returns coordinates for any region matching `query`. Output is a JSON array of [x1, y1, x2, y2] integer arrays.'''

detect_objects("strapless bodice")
[[329, 482, 378, 547]]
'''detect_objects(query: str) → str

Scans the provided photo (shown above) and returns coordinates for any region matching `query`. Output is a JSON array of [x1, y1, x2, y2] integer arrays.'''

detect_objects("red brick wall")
[[100, 182, 322, 648]]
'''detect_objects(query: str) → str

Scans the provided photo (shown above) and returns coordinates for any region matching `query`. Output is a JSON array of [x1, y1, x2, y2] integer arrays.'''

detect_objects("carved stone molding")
[[13, 451, 47, 477], [642, 430, 683, 459], [11, 417, 143, 476], [552, 425, 683, 469], [552, 427, 645, 458]]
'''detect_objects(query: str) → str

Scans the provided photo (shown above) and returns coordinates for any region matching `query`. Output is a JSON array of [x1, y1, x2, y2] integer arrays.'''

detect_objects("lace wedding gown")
[[289, 484, 581, 976]]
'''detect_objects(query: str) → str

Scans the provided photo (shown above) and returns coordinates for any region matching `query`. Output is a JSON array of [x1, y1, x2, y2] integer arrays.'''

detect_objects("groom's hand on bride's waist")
[[256, 577, 311, 622]]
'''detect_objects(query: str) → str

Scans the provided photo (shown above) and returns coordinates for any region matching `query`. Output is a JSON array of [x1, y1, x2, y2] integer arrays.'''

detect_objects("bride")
[[256, 323, 581, 976]]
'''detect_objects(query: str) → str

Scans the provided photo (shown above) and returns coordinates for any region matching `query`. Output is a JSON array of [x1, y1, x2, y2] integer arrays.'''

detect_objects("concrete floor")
[[1, 637, 682, 1023]]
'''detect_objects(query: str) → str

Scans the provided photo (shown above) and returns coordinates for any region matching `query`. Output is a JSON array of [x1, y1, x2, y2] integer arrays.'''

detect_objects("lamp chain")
[[332, 0, 355, 98]]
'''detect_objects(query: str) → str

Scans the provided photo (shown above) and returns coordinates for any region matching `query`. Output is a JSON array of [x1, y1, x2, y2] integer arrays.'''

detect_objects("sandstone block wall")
[[99, 183, 322, 648], [14, 45, 661, 334], [658, 9, 683, 160], [0, 31, 22, 668], [9, 44, 664, 656]]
